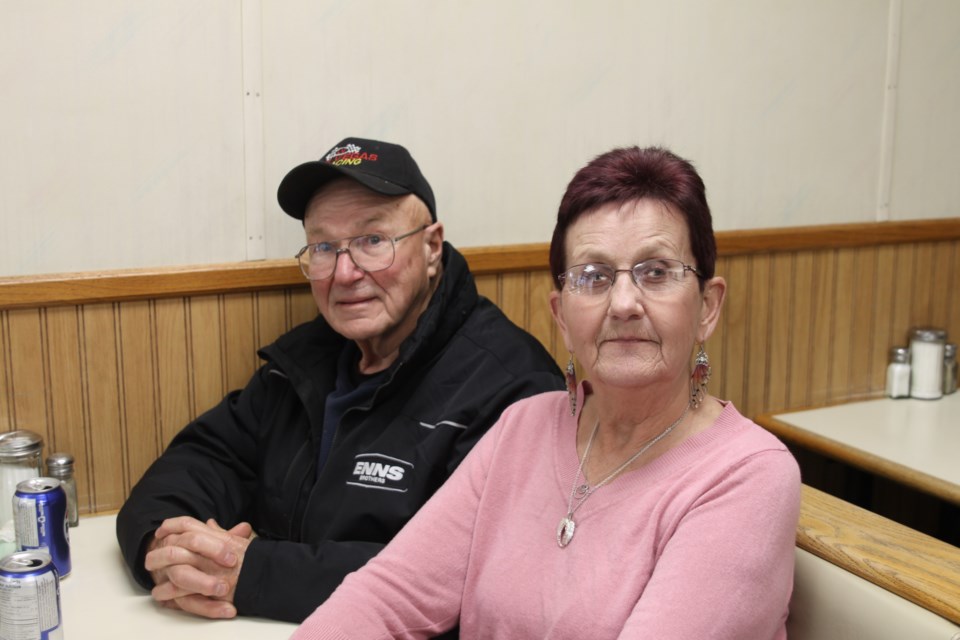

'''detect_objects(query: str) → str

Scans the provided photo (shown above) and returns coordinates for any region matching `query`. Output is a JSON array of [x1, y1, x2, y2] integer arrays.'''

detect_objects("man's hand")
[[144, 516, 254, 619]]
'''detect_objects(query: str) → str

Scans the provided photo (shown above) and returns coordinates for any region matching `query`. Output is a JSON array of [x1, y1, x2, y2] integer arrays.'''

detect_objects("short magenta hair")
[[549, 146, 716, 290]]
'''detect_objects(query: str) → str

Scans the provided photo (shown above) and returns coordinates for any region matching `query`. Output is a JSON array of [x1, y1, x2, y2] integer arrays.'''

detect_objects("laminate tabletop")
[[756, 393, 960, 506], [55, 513, 297, 639]]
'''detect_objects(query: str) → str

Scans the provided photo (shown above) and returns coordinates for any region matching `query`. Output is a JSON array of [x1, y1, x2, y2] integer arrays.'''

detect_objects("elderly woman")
[[291, 146, 801, 639]]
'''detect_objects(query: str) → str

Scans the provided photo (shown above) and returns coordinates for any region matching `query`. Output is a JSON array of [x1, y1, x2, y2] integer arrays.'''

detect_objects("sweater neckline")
[[555, 384, 743, 498]]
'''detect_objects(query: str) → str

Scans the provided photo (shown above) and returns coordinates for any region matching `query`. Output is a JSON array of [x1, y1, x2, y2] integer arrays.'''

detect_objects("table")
[[58, 513, 297, 639], [756, 394, 960, 507]]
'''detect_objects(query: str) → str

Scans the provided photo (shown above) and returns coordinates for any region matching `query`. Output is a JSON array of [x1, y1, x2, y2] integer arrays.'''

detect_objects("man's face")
[[303, 179, 443, 368]]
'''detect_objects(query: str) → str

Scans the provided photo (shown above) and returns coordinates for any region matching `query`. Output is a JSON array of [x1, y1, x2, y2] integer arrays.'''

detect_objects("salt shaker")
[[944, 342, 957, 396], [46, 452, 79, 527], [909, 327, 946, 399], [885, 346, 911, 398]]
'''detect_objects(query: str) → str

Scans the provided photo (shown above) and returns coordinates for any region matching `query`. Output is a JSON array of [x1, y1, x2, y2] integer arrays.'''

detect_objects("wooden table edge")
[[756, 413, 960, 507]]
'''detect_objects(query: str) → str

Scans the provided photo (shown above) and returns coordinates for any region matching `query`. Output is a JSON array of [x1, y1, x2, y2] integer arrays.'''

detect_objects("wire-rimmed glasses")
[[558, 258, 701, 296], [295, 225, 428, 281]]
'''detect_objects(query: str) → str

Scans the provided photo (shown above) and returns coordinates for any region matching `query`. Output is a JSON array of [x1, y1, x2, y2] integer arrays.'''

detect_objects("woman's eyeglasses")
[[558, 259, 701, 296]]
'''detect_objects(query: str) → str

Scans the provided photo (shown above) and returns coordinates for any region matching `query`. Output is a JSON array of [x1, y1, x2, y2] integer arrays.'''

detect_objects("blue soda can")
[[13, 477, 71, 578], [0, 550, 64, 640]]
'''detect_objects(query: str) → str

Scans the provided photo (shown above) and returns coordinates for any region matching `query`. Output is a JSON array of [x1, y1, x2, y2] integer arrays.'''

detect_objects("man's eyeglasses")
[[558, 259, 701, 296], [295, 225, 428, 281]]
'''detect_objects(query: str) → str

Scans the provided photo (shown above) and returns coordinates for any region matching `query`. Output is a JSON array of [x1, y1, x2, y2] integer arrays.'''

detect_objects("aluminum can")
[[0, 550, 64, 640], [13, 477, 71, 578]]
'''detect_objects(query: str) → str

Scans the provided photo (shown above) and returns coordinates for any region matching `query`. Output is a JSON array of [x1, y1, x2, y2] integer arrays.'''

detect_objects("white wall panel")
[[0, 2, 244, 276], [0, 1, 956, 277], [889, 0, 960, 219]]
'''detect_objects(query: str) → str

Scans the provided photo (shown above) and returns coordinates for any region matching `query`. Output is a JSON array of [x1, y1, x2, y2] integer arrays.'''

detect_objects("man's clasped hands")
[[145, 516, 254, 619]]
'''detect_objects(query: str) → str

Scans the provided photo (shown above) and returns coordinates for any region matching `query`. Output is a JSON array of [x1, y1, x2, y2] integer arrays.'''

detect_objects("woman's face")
[[550, 198, 725, 392]]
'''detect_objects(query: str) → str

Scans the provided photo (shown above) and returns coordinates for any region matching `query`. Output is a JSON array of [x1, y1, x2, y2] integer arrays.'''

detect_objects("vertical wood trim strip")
[[831, 249, 857, 404], [765, 253, 794, 412], [848, 248, 878, 398], [748, 255, 773, 418], [872, 245, 897, 392], [808, 250, 836, 406], [911, 244, 935, 327], [185, 298, 197, 425], [930, 242, 953, 328], [0, 311, 11, 432], [789, 251, 815, 408], [890, 245, 915, 344], [116, 304, 130, 500], [947, 243, 960, 338]]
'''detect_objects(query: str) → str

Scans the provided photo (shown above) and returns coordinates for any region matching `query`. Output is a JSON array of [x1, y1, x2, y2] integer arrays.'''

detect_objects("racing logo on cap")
[[325, 143, 379, 167], [347, 453, 412, 492]]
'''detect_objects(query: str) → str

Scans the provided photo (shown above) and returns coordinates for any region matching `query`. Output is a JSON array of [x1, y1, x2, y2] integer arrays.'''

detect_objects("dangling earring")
[[565, 356, 578, 416], [690, 344, 711, 409]]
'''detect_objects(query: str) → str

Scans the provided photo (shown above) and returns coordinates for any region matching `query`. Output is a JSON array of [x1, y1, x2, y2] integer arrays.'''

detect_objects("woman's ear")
[[697, 276, 726, 344]]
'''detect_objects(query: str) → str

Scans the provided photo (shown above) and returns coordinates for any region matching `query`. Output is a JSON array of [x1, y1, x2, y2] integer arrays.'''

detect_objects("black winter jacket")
[[115, 243, 564, 622]]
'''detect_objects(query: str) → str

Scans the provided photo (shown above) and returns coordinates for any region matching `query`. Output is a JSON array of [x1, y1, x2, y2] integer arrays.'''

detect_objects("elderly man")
[[116, 137, 564, 623]]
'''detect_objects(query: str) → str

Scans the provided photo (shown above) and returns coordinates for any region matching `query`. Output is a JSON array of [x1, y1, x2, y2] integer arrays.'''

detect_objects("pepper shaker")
[[46, 452, 78, 527], [944, 342, 957, 396]]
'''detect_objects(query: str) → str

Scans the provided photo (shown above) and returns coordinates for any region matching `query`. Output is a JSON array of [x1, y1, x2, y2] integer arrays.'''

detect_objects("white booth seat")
[[791, 486, 960, 640]]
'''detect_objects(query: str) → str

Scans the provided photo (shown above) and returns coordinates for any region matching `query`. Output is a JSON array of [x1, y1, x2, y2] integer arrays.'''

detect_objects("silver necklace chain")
[[557, 405, 689, 548]]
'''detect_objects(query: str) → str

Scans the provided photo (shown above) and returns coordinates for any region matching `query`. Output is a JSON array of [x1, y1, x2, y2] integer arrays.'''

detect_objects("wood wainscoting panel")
[[766, 252, 795, 413], [930, 241, 957, 330], [81, 303, 126, 512], [830, 248, 857, 406], [118, 301, 160, 497], [891, 244, 916, 339], [44, 306, 89, 511], [499, 272, 528, 334], [787, 251, 816, 409], [256, 291, 288, 353], [223, 293, 257, 393], [0, 313, 10, 432], [807, 249, 838, 407], [4, 310, 49, 441], [912, 242, 937, 326], [950, 244, 960, 343], [187, 295, 226, 420], [716, 255, 749, 409], [744, 254, 773, 419], [289, 288, 318, 328], [528, 271, 559, 362], [473, 274, 498, 308], [871, 245, 898, 393], [1, 219, 959, 513], [155, 298, 192, 452]]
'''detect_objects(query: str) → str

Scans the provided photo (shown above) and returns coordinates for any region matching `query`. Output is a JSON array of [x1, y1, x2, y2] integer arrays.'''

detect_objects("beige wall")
[[1, 0, 959, 277]]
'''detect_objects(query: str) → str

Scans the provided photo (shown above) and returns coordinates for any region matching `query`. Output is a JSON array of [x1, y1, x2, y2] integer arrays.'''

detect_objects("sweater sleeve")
[[619, 449, 801, 640], [290, 412, 505, 640]]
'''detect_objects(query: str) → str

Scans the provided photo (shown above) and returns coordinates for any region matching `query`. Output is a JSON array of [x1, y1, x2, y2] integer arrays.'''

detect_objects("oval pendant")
[[557, 516, 576, 548]]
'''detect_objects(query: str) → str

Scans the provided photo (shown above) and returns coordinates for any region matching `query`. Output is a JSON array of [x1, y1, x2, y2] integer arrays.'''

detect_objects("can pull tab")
[[11, 556, 45, 569]]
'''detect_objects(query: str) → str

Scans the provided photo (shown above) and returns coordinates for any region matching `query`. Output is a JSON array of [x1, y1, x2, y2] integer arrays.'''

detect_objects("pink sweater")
[[292, 390, 801, 639]]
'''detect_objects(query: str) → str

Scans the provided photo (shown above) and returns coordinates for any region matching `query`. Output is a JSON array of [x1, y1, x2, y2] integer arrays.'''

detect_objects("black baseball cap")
[[277, 137, 436, 221]]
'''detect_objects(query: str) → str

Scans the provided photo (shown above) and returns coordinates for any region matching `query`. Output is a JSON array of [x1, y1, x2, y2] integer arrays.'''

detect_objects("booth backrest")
[[789, 548, 960, 639], [793, 485, 960, 635]]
